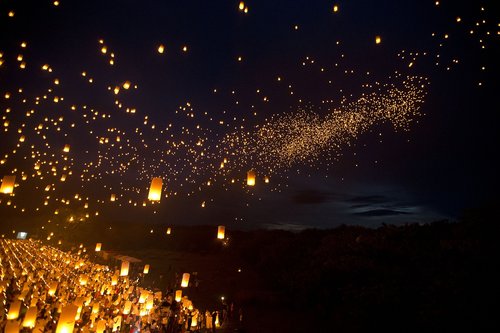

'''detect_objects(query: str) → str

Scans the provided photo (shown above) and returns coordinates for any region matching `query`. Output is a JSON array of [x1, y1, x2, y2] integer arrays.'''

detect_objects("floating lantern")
[[139, 290, 149, 303], [22, 307, 37, 328], [55, 304, 78, 333], [110, 194, 116, 201], [146, 295, 154, 310], [95, 243, 102, 252], [79, 274, 88, 285], [247, 170, 256, 186], [92, 303, 100, 314], [217, 226, 225, 239], [1, 175, 16, 194], [63, 144, 70, 153], [123, 301, 132, 314], [157, 44, 165, 54], [7, 300, 21, 320], [96, 319, 106, 333], [166, 227, 171, 235], [181, 273, 190, 288], [375, 35, 382, 44], [143, 264, 150, 274], [112, 275, 118, 285], [148, 177, 162, 201], [120, 261, 129, 276], [48, 282, 58, 296], [264, 176, 270, 183], [175, 290, 182, 302]]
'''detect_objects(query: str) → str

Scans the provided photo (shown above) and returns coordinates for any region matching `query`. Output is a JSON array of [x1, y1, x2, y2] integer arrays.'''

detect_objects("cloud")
[[352, 209, 412, 217]]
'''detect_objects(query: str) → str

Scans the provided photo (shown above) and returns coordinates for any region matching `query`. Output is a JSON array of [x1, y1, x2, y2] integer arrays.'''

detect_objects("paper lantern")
[[191, 314, 198, 327], [63, 144, 70, 153], [143, 264, 150, 274], [375, 35, 382, 44], [246, 170, 256, 186], [146, 295, 154, 310], [95, 243, 102, 252], [139, 290, 149, 303], [79, 274, 88, 285], [175, 290, 182, 302], [123, 301, 132, 315], [181, 273, 190, 288], [7, 300, 21, 320], [92, 303, 100, 314], [110, 194, 116, 201], [111, 275, 118, 285], [96, 319, 106, 333], [48, 281, 58, 296], [1, 175, 16, 194], [22, 306, 38, 328], [56, 304, 78, 333], [264, 176, 270, 183], [148, 177, 162, 201], [120, 261, 130, 276], [217, 226, 225, 239]]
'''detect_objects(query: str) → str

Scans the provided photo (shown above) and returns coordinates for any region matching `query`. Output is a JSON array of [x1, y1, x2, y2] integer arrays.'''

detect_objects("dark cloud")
[[352, 209, 412, 217]]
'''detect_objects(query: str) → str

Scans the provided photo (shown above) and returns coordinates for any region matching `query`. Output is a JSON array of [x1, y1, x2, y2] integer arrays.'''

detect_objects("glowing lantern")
[[191, 314, 198, 327], [175, 290, 182, 302], [333, 4, 339, 12], [92, 303, 100, 314], [22, 306, 37, 328], [148, 177, 163, 201], [146, 295, 154, 310], [112, 275, 118, 285], [95, 243, 102, 251], [7, 300, 21, 320], [55, 304, 78, 333], [181, 273, 190, 288], [120, 261, 130, 276], [217, 226, 225, 239], [264, 176, 270, 183], [110, 194, 116, 201], [166, 227, 171, 235], [375, 35, 382, 44], [139, 290, 149, 303], [96, 320, 106, 333], [123, 301, 132, 314], [157, 44, 165, 54], [143, 264, 150, 274], [239, 2, 245, 10], [48, 282, 58, 296], [247, 170, 256, 186], [63, 144, 70, 152], [79, 274, 88, 285], [1, 175, 16, 194], [122, 81, 131, 89]]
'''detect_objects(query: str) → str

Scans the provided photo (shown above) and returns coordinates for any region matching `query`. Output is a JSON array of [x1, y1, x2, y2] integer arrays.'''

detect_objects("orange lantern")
[[217, 226, 225, 239], [95, 243, 102, 252], [181, 273, 190, 288], [120, 261, 129, 276], [148, 177, 162, 201], [1, 175, 16, 194], [246, 170, 256, 186]]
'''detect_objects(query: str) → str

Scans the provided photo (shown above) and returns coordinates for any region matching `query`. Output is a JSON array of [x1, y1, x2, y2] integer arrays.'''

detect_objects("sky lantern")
[[148, 177, 163, 201], [111, 275, 118, 285], [166, 227, 171, 235], [120, 261, 130, 276], [96, 320, 106, 333], [143, 264, 150, 274], [56, 304, 78, 333], [63, 144, 70, 153], [333, 4, 339, 12], [1, 175, 16, 194], [146, 294, 154, 310], [247, 170, 256, 186], [7, 300, 21, 320], [95, 243, 102, 251], [217, 225, 225, 239], [91, 303, 100, 314], [264, 176, 270, 183], [157, 44, 165, 54], [22, 307, 38, 328], [181, 273, 190, 287], [48, 282, 58, 296], [175, 290, 182, 302], [375, 35, 382, 44], [110, 194, 116, 201], [123, 301, 132, 315]]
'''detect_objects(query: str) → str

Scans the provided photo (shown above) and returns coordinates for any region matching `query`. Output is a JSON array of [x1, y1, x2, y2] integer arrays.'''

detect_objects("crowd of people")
[[0, 238, 223, 332]]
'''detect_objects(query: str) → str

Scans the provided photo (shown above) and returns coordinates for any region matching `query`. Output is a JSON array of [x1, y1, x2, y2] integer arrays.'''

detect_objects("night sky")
[[0, 0, 498, 230]]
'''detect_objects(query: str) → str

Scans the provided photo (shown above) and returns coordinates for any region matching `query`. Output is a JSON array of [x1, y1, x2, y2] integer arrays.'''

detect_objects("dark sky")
[[0, 0, 498, 230]]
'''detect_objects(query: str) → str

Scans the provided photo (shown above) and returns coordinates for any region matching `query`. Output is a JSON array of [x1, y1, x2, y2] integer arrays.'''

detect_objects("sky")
[[0, 0, 498, 230]]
